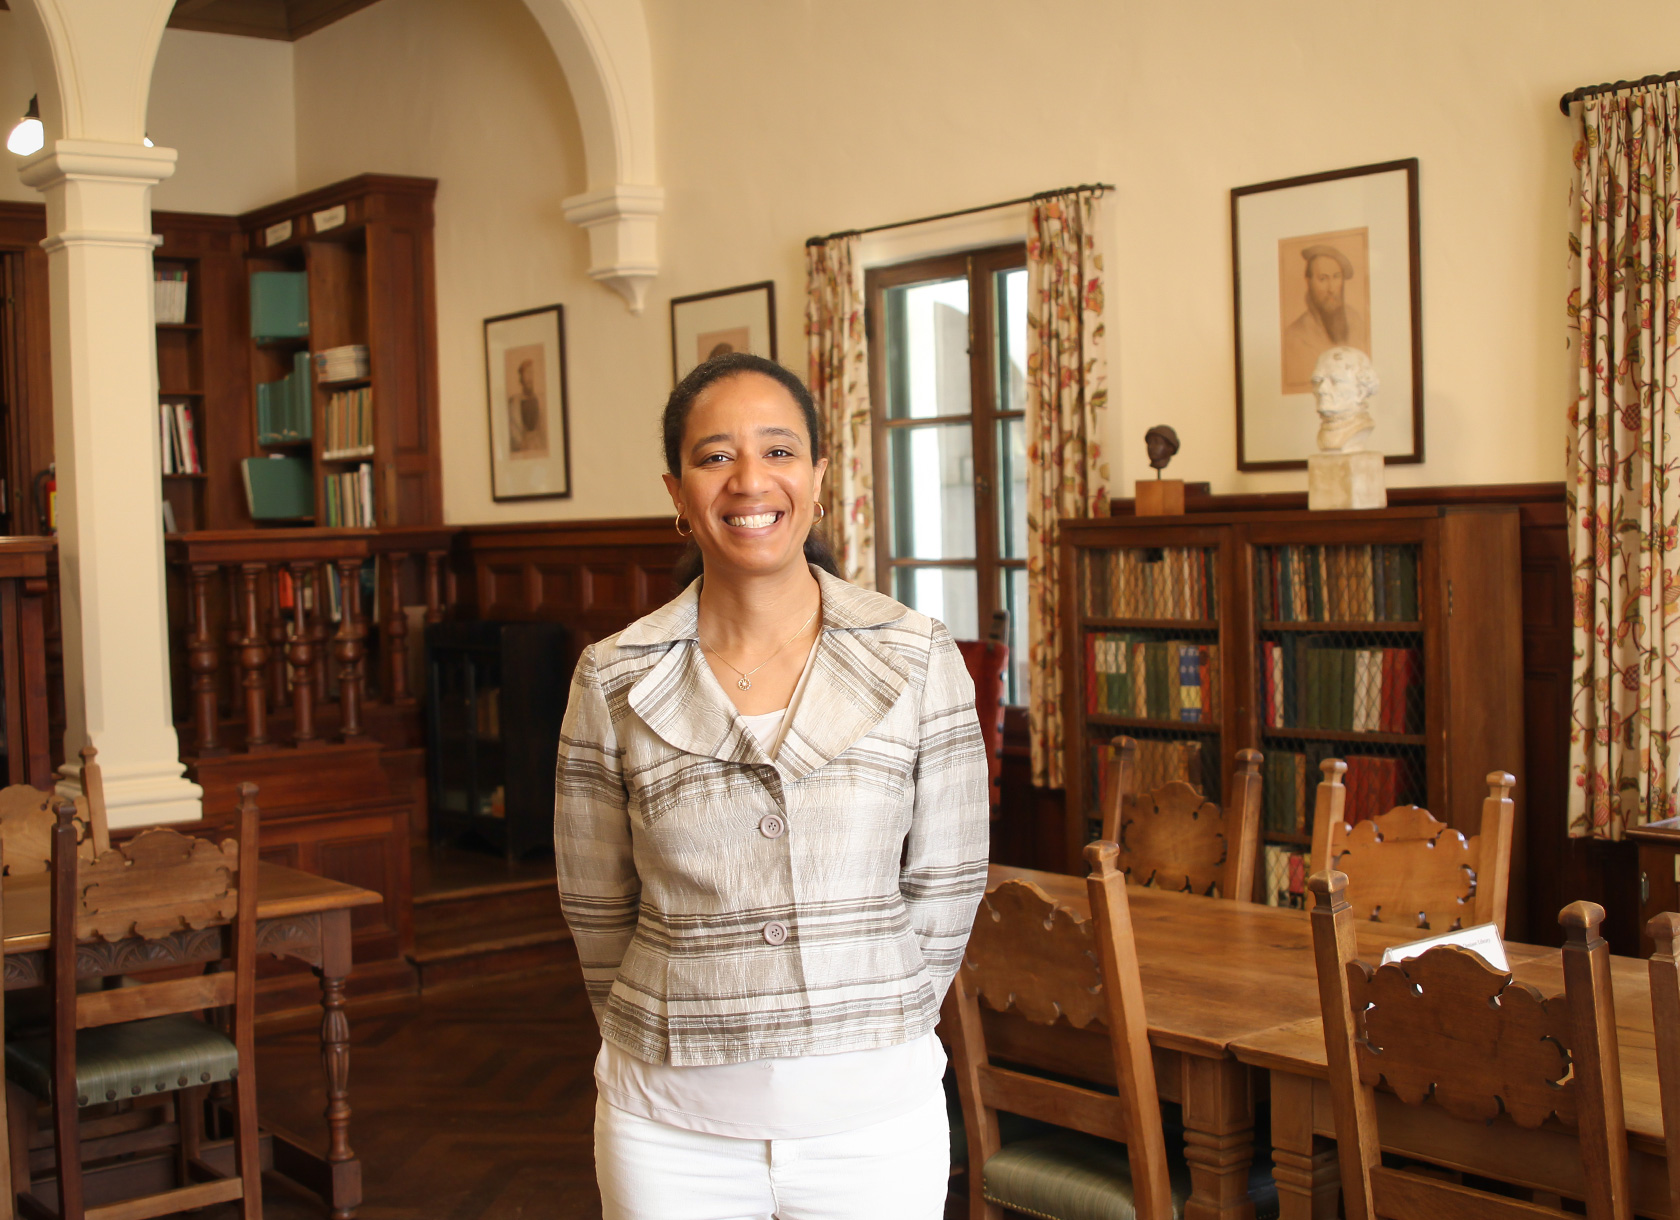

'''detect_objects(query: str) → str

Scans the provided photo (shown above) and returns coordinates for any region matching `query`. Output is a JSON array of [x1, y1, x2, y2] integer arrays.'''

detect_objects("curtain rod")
[[1560, 68, 1680, 115], [805, 182, 1113, 248]]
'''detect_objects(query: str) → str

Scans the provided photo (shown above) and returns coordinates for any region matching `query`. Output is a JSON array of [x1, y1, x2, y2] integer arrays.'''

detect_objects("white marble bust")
[[1310, 346, 1380, 453]]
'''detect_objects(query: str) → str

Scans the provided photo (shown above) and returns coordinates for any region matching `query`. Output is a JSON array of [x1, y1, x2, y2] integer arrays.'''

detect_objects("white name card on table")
[[1379, 921, 1509, 972]]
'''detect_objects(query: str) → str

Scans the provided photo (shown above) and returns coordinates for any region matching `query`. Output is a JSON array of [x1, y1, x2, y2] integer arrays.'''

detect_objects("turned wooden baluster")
[[287, 561, 320, 746], [236, 563, 270, 750], [424, 550, 446, 624], [312, 564, 331, 708], [221, 566, 244, 717], [187, 563, 223, 755], [384, 551, 413, 704], [266, 563, 289, 709], [334, 557, 366, 739]]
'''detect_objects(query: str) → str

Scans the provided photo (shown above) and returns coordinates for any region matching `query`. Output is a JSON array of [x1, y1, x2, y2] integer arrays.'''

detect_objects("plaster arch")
[[521, 0, 664, 313]]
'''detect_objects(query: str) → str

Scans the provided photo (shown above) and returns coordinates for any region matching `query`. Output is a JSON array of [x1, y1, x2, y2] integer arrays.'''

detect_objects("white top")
[[592, 639, 948, 1138]]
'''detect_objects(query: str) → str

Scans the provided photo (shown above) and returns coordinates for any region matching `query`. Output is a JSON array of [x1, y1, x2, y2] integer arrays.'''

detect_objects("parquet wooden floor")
[[204, 952, 604, 1220]]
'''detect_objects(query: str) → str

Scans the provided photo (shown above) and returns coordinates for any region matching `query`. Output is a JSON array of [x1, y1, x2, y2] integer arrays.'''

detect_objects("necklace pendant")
[[737, 676, 752, 691]]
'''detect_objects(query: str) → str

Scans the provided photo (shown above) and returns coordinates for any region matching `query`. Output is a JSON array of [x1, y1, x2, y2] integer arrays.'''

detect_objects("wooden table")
[[985, 864, 1425, 1220], [1228, 946, 1672, 1220], [2, 861, 381, 1220]]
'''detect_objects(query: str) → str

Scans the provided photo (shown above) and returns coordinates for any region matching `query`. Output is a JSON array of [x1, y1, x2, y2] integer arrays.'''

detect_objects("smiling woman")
[[553, 352, 991, 1220]]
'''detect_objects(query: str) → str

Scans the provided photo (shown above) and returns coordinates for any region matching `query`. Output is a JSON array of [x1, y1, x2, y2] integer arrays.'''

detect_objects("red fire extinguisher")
[[33, 463, 54, 535]]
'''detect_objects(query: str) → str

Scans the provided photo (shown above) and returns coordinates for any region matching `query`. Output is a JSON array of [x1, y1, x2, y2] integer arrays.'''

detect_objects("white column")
[[20, 140, 203, 827]]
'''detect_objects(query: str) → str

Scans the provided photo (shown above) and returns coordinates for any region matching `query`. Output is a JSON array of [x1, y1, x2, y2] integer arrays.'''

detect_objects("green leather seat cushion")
[[6, 1015, 238, 1108], [983, 1132, 1195, 1220]]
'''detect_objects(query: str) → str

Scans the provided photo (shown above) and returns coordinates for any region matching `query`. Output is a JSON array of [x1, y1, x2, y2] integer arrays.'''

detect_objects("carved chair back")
[[0, 744, 111, 875], [42, 783, 263, 1219], [1307, 758, 1515, 934], [1644, 913, 1680, 1220], [941, 842, 1172, 1220], [1309, 870, 1630, 1220], [1099, 736, 1262, 901]]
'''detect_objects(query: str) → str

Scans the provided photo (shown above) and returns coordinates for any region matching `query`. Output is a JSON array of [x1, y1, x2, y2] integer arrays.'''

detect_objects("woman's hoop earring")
[[813, 502, 826, 522], [674, 513, 693, 538]]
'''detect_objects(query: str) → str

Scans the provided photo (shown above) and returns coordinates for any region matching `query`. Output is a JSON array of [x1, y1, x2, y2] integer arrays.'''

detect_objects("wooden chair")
[[1099, 736, 1262, 901], [0, 746, 110, 876], [5, 785, 263, 1220], [1644, 912, 1680, 1220], [942, 841, 1180, 1220], [1306, 758, 1515, 934], [1308, 869, 1631, 1220]]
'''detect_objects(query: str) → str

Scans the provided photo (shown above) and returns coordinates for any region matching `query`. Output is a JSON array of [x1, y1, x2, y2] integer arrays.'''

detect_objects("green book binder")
[[241, 456, 313, 520], [250, 271, 309, 341]]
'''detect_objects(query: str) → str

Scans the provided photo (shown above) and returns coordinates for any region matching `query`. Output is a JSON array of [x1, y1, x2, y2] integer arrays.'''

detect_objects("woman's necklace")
[[702, 603, 820, 691]]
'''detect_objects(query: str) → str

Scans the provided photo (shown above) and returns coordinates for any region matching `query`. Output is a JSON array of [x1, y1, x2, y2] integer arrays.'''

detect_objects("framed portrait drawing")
[[669, 281, 777, 383], [484, 304, 571, 501], [1232, 159, 1422, 471]]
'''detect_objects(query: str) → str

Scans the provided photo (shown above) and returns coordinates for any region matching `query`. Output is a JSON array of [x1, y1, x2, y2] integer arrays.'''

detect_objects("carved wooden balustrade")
[[165, 527, 456, 758], [0, 537, 55, 787]]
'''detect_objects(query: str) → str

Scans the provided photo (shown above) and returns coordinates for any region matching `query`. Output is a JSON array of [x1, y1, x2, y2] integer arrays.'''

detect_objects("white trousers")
[[594, 1089, 950, 1220]]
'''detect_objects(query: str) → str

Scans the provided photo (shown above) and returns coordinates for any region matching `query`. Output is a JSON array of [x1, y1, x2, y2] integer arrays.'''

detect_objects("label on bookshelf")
[[1086, 633, 1218, 721], [1259, 636, 1419, 733], [1081, 546, 1218, 619], [313, 205, 346, 233], [264, 219, 294, 247], [1256, 543, 1419, 623]]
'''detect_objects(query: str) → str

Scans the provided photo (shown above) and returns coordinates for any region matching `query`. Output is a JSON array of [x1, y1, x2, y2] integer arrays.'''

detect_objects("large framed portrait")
[[1232, 159, 1422, 471], [484, 304, 571, 501], [669, 281, 777, 383]]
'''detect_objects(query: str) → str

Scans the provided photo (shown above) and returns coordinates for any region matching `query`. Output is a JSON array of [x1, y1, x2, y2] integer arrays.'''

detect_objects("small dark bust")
[[1144, 425, 1180, 473]]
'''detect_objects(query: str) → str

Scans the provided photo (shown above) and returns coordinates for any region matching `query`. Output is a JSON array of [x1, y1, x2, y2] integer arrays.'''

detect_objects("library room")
[[0, 1, 1673, 1217]]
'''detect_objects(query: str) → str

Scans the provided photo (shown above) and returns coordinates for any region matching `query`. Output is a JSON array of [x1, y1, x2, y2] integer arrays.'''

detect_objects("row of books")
[[1084, 633, 1220, 722], [324, 388, 373, 457], [154, 269, 188, 325], [315, 344, 369, 384], [1261, 846, 1307, 908], [274, 559, 376, 623], [1260, 638, 1418, 734], [1081, 547, 1218, 620], [1260, 755, 1412, 908], [257, 351, 313, 444], [159, 400, 200, 475], [323, 463, 376, 528], [1088, 738, 1209, 813], [1262, 748, 1413, 837], [1256, 544, 1419, 623]]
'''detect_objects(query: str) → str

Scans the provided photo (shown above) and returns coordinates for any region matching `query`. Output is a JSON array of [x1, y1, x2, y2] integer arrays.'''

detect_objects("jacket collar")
[[624, 567, 911, 779]]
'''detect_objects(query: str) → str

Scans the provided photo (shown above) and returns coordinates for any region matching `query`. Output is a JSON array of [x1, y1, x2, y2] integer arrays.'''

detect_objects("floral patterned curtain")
[[805, 235, 875, 588], [1027, 189, 1110, 789], [1568, 83, 1680, 839]]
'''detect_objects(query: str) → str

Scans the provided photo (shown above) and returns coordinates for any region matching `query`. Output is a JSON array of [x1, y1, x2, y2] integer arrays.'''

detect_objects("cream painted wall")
[[291, 0, 677, 523], [643, 0, 1680, 500], [0, 14, 296, 214]]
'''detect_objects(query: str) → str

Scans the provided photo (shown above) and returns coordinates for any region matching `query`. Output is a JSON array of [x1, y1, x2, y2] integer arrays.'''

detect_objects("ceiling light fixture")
[[7, 96, 42, 157]]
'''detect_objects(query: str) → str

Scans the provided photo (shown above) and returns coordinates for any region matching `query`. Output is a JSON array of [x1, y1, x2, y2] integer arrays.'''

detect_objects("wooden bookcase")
[[236, 175, 442, 529], [153, 212, 250, 532], [1059, 506, 1524, 904]]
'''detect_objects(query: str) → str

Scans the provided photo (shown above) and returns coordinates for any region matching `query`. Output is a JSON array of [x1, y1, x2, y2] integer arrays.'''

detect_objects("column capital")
[[562, 182, 663, 314], [19, 139, 176, 190]]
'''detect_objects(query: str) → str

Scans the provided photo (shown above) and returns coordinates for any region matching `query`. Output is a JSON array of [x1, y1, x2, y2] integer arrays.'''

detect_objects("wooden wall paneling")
[[0, 203, 51, 535]]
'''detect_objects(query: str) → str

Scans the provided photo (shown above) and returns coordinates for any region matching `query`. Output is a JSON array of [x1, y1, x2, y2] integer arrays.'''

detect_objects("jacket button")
[[758, 813, 785, 839], [762, 920, 788, 946]]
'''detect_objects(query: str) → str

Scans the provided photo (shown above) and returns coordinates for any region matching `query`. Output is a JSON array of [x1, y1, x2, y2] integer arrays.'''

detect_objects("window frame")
[[864, 241, 1027, 672]]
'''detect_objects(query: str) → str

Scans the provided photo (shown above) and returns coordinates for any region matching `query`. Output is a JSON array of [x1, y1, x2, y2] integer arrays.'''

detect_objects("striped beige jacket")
[[554, 566, 990, 1067]]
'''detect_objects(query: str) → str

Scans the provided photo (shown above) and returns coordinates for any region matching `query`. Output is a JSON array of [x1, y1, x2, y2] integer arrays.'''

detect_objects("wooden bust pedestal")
[[1135, 478, 1185, 516]]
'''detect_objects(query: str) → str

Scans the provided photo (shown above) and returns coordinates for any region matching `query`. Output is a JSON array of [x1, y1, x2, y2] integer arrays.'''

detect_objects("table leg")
[[1268, 1071, 1338, 1220], [1181, 1056, 1257, 1220], [317, 908, 361, 1220]]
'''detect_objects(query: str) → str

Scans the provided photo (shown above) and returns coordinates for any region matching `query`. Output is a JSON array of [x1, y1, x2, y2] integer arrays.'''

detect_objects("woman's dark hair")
[[663, 353, 839, 588]]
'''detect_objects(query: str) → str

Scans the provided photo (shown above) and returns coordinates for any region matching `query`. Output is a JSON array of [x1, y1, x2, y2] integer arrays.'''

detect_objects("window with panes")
[[866, 244, 1029, 703]]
